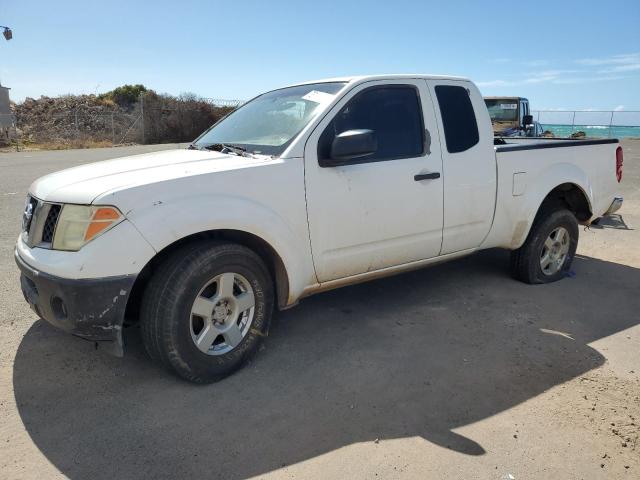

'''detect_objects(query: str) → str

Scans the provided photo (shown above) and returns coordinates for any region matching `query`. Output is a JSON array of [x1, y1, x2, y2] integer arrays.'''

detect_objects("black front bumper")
[[15, 251, 136, 356]]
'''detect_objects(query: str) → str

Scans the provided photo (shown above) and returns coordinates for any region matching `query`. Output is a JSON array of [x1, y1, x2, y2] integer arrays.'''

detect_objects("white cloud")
[[576, 53, 640, 73], [552, 74, 627, 85], [604, 63, 640, 73], [523, 70, 578, 84], [476, 79, 513, 87], [576, 53, 639, 66], [614, 105, 625, 111], [522, 59, 549, 67], [478, 53, 638, 97], [479, 72, 631, 88]]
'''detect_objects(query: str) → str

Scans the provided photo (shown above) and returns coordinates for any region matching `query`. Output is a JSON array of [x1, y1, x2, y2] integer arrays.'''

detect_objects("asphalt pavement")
[[1, 141, 638, 479]]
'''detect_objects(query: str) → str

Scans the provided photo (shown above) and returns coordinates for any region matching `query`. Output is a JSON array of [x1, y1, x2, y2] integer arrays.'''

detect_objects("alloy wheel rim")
[[540, 227, 570, 276], [189, 272, 255, 355]]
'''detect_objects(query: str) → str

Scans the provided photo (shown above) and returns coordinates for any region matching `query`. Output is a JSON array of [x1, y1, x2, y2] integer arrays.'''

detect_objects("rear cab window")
[[434, 85, 479, 153]]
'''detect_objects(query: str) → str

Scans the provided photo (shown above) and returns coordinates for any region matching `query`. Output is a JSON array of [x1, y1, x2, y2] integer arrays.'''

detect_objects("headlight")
[[52, 205, 124, 251]]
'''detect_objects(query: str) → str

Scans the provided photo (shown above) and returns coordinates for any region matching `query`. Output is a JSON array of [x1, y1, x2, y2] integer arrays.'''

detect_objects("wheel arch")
[[125, 229, 291, 325], [536, 182, 592, 223], [514, 181, 591, 250]]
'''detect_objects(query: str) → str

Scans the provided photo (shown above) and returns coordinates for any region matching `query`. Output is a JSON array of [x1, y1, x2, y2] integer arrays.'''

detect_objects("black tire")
[[140, 241, 274, 383], [510, 208, 579, 284]]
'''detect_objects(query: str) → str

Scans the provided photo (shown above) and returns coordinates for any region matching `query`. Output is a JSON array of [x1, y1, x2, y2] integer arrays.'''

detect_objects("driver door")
[[304, 79, 444, 282]]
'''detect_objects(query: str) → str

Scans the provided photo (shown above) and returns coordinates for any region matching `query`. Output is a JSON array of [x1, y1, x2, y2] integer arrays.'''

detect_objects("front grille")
[[23, 197, 63, 248], [42, 204, 61, 243]]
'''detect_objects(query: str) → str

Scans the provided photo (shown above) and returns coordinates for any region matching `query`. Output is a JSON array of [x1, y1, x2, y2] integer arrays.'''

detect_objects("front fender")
[[126, 194, 316, 303]]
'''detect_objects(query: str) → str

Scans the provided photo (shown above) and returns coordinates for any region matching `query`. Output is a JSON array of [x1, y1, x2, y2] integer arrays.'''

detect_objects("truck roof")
[[286, 74, 471, 88], [484, 96, 529, 102]]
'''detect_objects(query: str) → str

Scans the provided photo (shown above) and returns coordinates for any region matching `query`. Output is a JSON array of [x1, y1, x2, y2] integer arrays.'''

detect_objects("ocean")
[[541, 124, 640, 139]]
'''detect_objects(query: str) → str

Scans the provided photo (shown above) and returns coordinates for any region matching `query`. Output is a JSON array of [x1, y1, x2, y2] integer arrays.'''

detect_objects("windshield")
[[484, 99, 519, 122], [193, 82, 346, 156]]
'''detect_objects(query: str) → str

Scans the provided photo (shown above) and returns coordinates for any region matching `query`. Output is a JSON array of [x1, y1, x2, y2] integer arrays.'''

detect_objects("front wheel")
[[510, 208, 579, 284], [140, 241, 274, 383]]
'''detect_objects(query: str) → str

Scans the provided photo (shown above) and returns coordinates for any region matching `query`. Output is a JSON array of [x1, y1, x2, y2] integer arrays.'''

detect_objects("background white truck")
[[16, 75, 624, 383]]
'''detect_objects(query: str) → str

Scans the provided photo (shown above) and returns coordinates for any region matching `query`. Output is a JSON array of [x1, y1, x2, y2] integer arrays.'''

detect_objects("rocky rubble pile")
[[8, 87, 235, 148], [14, 95, 138, 145]]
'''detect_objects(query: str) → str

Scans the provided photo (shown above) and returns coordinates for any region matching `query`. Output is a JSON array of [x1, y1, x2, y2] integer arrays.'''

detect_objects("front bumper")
[[15, 250, 135, 356]]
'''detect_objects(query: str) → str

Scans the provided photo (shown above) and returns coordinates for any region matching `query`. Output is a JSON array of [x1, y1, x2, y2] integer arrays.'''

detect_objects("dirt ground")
[[0, 141, 638, 480]]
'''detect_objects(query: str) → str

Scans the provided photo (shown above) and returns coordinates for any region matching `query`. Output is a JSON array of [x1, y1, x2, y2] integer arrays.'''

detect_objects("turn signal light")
[[84, 207, 122, 241]]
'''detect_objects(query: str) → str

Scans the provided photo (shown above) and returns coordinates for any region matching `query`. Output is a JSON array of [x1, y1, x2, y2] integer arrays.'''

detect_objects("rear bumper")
[[15, 250, 135, 356], [604, 196, 623, 216]]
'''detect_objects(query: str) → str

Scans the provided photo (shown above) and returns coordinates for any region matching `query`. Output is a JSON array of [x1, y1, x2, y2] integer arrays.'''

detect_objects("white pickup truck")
[[16, 75, 624, 383]]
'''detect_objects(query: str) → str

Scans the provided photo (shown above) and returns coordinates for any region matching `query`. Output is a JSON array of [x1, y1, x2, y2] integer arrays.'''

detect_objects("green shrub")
[[99, 84, 148, 108]]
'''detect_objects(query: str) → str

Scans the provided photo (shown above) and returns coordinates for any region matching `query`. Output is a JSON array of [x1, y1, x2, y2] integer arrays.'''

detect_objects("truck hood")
[[30, 149, 274, 204]]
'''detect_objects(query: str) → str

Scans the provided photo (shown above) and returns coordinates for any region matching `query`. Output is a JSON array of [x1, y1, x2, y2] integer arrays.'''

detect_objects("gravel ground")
[[0, 141, 638, 480]]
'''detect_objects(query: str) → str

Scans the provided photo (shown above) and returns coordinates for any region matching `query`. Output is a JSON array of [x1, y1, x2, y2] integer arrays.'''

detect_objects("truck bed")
[[482, 136, 621, 251]]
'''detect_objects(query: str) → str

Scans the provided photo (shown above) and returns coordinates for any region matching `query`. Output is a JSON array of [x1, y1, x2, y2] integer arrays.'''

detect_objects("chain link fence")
[[1, 96, 245, 150], [16, 110, 143, 146], [9, 101, 636, 149]]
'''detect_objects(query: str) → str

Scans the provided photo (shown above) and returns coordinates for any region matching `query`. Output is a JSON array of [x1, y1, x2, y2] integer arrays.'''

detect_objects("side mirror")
[[322, 129, 377, 167], [523, 114, 534, 127]]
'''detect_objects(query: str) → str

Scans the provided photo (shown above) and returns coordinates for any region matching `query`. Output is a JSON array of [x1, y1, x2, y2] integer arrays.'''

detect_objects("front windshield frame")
[[485, 99, 519, 122], [193, 81, 347, 157]]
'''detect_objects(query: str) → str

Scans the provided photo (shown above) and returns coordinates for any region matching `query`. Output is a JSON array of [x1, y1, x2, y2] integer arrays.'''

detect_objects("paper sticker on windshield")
[[302, 90, 335, 105], [500, 104, 518, 109]]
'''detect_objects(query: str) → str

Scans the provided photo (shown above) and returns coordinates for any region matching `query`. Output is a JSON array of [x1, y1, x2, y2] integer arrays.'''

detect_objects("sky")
[[0, 0, 639, 112]]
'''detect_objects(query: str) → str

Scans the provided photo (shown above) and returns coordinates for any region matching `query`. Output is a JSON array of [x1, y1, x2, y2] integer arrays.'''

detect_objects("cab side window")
[[318, 85, 425, 163], [434, 85, 479, 153]]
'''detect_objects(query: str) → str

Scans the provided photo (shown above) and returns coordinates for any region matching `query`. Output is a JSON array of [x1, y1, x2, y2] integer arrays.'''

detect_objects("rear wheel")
[[140, 241, 273, 383], [510, 208, 579, 284]]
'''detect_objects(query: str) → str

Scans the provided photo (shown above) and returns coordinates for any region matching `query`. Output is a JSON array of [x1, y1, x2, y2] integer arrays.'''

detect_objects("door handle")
[[414, 172, 441, 181]]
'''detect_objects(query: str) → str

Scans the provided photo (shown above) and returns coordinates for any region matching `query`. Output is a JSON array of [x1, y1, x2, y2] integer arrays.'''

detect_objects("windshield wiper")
[[203, 143, 253, 157]]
